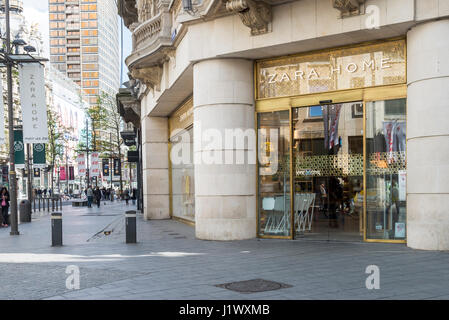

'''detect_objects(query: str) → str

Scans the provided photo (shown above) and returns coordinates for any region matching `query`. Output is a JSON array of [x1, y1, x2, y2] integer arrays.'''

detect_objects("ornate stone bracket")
[[226, 0, 272, 36], [130, 65, 163, 92], [118, 0, 139, 28], [332, 0, 365, 17]]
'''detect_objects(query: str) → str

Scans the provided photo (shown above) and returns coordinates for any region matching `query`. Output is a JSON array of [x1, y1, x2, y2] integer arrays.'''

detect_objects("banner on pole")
[[33, 143, 46, 168], [19, 63, 48, 143], [69, 166, 74, 181], [60, 166, 66, 181], [2, 166, 8, 185], [102, 158, 109, 177], [14, 130, 25, 168], [90, 152, 100, 177], [113, 158, 121, 176], [77, 153, 86, 177], [0, 78, 5, 144]]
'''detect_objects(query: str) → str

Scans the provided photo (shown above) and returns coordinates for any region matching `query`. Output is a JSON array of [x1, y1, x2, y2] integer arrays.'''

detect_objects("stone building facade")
[[118, 0, 449, 250]]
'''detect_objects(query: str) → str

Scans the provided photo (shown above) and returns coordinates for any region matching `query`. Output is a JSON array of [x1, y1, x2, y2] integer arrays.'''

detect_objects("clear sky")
[[22, 0, 132, 84]]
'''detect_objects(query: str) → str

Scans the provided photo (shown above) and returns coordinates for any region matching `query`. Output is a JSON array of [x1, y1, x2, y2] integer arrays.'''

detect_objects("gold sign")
[[256, 40, 406, 100], [169, 96, 193, 138]]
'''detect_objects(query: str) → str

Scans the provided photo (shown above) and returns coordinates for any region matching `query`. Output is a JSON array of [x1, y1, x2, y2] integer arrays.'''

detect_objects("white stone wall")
[[193, 59, 256, 240], [406, 19, 449, 250]]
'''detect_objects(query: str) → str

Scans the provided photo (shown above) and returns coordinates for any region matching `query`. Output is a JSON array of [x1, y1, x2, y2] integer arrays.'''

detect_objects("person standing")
[[94, 187, 102, 208], [86, 186, 93, 208], [110, 188, 115, 202], [124, 189, 130, 205], [1, 187, 10, 227], [131, 188, 137, 206]]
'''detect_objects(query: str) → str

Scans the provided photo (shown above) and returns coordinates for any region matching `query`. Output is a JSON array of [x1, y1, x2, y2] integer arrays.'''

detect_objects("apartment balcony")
[[124, 2, 174, 70], [66, 42, 80, 47], [66, 23, 80, 30]]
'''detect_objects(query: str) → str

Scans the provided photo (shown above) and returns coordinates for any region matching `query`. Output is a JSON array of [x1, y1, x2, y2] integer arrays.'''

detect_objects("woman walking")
[[1, 187, 10, 227]]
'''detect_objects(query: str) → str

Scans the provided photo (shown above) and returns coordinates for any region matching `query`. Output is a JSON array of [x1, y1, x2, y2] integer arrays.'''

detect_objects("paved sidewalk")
[[0, 202, 448, 300]]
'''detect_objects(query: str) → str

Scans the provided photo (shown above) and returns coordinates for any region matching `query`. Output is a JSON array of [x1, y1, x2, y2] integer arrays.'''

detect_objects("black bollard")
[[125, 210, 136, 244], [38, 198, 41, 212], [51, 212, 63, 246]]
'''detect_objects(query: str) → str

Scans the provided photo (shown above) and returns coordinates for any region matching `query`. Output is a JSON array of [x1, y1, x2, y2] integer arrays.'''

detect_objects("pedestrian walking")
[[94, 187, 102, 208], [86, 186, 93, 208], [131, 188, 137, 206], [110, 188, 115, 202], [124, 189, 130, 205], [1, 187, 10, 227]]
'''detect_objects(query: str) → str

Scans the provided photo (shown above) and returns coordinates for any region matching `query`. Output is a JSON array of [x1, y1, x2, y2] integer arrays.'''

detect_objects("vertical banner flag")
[[113, 158, 121, 176], [0, 78, 5, 143], [77, 153, 86, 177], [14, 130, 25, 168], [33, 143, 46, 168], [69, 166, 75, 181], [2, 166, 8, 185], [19, 63, 48, 143], [102, 159, 109, 177], [90, 152, 100, 177], [60, 166, 66, 180]]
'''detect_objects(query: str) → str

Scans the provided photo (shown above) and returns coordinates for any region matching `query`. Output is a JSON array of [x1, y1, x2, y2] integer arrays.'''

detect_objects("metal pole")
[[26, 144, 32, 202], [86, 117, 90, 186], [66, 147, 69, 196], [110, 132, 112, 189], [6, 0, 19, 235]]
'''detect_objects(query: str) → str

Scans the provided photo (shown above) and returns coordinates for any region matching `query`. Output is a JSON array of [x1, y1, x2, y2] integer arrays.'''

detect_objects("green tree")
[[46, 107, 66, 191]]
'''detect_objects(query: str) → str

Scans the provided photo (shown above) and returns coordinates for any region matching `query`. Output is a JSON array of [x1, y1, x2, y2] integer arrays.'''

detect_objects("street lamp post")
[[1, 0, 48, 235], [5, 0, 18, 235]]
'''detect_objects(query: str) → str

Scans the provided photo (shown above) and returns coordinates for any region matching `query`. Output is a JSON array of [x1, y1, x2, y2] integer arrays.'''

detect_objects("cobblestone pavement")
[[0, 202, 448, 300]]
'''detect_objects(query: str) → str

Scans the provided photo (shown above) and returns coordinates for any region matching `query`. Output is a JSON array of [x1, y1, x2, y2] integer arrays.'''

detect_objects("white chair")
[[273, 196, 290, 234], [262, 197, 275, 233], [294, 193, 316, 233]]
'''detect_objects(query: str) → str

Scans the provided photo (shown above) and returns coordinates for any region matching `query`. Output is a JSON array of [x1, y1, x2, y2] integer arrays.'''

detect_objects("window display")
[[365, 99, 407, 240]]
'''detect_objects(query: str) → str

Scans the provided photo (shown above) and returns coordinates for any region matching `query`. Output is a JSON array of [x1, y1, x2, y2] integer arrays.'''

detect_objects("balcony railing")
[[133, 13, 163, 51]]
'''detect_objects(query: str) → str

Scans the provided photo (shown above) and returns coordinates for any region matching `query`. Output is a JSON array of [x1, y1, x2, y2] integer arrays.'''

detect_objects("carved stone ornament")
[[332, 0, 365, 17], [226, 0, 272, 36], [136, 0, 159, 23], [118, 0, 138, 28], [130, 65, 163, 91]]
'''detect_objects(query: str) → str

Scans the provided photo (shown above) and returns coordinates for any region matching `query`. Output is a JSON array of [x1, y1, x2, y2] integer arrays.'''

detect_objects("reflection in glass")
[[366, 99, 406, 240], [293, 102, 364, 241], [258, 110, 291, 236]]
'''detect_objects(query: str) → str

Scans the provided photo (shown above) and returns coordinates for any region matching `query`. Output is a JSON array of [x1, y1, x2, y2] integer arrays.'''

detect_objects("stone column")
[[407, 19, 449, 250], [193, 59, 256, 240], [141, 115, 170, 220]]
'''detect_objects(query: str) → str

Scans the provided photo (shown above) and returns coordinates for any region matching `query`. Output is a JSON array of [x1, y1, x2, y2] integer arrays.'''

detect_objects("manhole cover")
[[215, 279, 292, 293]]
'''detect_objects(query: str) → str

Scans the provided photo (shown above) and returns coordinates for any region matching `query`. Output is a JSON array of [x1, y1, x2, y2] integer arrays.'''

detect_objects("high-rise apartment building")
[[48, 0, 120, 105]]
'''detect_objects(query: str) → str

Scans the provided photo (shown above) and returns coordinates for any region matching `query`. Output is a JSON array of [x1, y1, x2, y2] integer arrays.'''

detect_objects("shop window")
[[365, 98, 407, 240], [170, 128, 195, 222], [308, 105, 323, 118], [258, 110, 291, 237]]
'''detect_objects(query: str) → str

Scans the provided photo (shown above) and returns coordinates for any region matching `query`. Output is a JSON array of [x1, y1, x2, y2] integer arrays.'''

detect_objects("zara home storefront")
[[119, 0, 449, 251], [255, 39, 407, 243]]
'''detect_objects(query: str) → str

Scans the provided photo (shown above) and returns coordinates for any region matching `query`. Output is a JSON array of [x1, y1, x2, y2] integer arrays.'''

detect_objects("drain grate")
[[215, 279, 292, 294], [174, 236, 187, 239]]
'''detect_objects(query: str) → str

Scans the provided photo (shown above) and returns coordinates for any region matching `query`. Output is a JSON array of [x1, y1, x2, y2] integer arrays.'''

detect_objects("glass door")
[[292, 102, 364, 241], [257, 110, 292, 238]]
